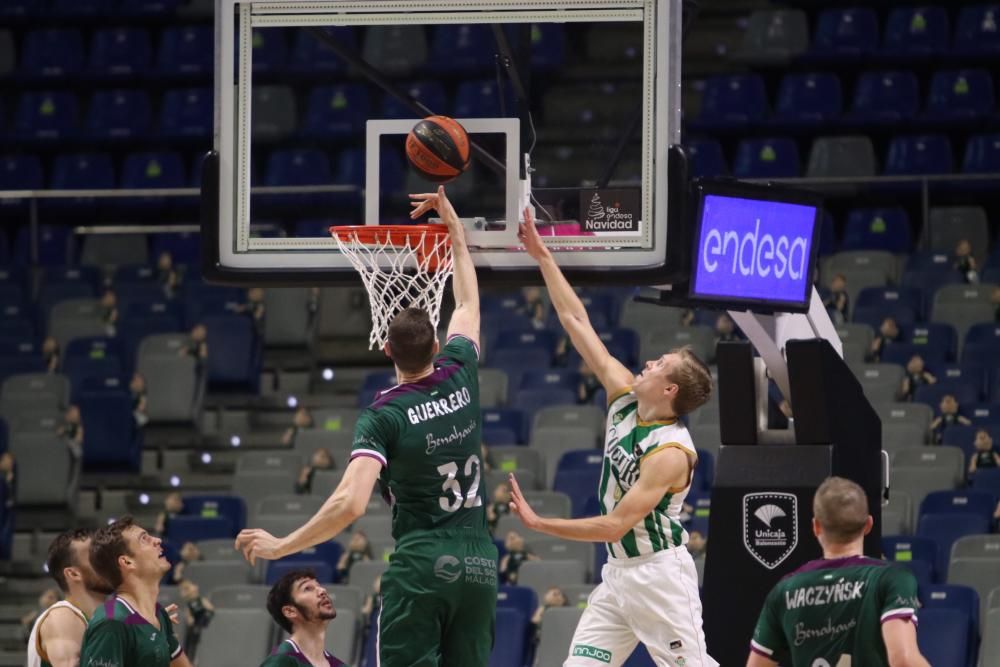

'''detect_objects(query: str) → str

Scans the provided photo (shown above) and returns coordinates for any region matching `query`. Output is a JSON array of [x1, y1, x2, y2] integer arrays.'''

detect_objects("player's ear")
[[282, 605, 299, 624], [811, 517, 822, 539], [433, 339, 440, 355], [862, 515, 874, 536], [382, 342, 392, 359], [64, 566, 82, 584]]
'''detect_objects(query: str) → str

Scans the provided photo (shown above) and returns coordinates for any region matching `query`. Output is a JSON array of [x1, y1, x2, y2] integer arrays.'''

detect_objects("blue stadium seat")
[[916, 609, 972, 667], [482, 408, 527, 445], [963, 134, 1000, 174], [86, 90, 151, 141], [118, 0, 180, 16], [454, 80, 516, 119], [0, 304, 35, 339], [494, 330, 557, 355], [920, 490, 997, 522], [884, 135, 953, 176], [121, 151, 185, 189], [924, 69, 995, 123], [520, 370, 579, 393], [882, 535, 938, 580], [64, 336, 123, 367], [0, 0, 40, 17], [271, 543, 343, 578], [693, 74, 768, 130], [511, 388, 576, 424], [266, 560, 334, 585], [900, 268, 963, 295], [288, 27, 356, 74], [182, 495, 246, 533], [52, 1, 114, 19], [964, 403, 1000, 426], [159, 87, 212, 140], [841, 207, 911, 253], [847, 71, 920, 125], [380, 81, 448, 119], [165, 516, 235, 544], [685, 139, 728, 178], [920, 584, 979, 666], [954, 5, 1000, 56], [811, 8, 879, 59], [182, 282, 244, 326], [89, 28, 152, 78], [490, 608, 530, 667], [0, 354, 46, 385], [692, 449, 715, 493], [855, 287, 923, 323], [203, 314, 261, 393], [0, 155, 43, 219], [261, 148, 335, 212], [902, 324, 956, 361], [882, 6, 950, 58], [940, 424, 995, 458], [19, 29, 84, 79], [79, 376, 142, 472], [51, 152, 114, 190], [15, 92, 79, 141], [497, 585, 537, 618], [914, 381, 980, 412], [732, 138, 800, 179], [917, 512, 992, 580], [972, 467, 1000, 493], [773, 73, 842, 127], [13, 225, 76, 267], [301, 84, 369, 140], [249, 27, 287, 73], [554, 451, 603, 517], [120, 301, 182, 369], [962, 339, 1000, 369], [428, 25, 496, 74], [158, 26, 213, 76]]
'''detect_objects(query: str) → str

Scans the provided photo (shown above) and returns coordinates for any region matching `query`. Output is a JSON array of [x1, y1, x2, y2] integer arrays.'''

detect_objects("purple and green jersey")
[[79, 594, 183, 667], [259, 639, 345, 666]]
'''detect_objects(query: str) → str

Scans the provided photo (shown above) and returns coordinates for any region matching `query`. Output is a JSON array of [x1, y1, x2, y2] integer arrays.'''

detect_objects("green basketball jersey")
[[80, 595, 182, 667], [751, 556, 920, 666], [259, 638, 345, 666], [351, 335, 488, 541], [600, 388, 697, 559]]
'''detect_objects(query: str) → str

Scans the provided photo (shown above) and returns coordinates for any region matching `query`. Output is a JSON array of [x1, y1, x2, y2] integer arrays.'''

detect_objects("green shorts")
[[377, 528, 498, 667]]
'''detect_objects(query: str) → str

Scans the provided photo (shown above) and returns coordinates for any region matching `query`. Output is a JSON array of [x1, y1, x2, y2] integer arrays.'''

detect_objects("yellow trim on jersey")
[[637, 417, 678, 427], [607, 386, 633, 406], [35, 604, 88, 662], [640, 442, 697, 493]]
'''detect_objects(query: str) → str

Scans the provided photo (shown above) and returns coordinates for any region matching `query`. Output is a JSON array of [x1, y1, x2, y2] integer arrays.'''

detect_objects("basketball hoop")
[[330, 225, 454, 350]]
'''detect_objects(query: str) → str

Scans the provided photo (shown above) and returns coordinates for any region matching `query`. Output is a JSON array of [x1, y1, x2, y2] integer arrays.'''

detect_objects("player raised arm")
[[518, 208, 633, 394], [410, 186, 480, 349], [235, 456, 382, 565]]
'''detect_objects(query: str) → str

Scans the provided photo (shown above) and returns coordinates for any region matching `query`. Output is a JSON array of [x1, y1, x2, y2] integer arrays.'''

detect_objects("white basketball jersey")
[[27, 600, 87, 667]]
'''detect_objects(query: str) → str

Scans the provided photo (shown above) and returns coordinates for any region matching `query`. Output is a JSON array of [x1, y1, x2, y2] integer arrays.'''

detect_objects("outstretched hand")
[[409, 185, 459, 226], [508, 473, 542, 532], [517, 207, 548, 262], [234, 528, 285, 566]]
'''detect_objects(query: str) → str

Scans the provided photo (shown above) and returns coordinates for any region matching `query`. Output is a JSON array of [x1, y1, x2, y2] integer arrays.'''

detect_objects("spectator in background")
[[576, 359, 602, 405], [295, 448, 334, 495], [992, 287, 1000, 323], [57, 405, 84, 459], [481, 443, 495, 473], [282, 407, 315, 447], [172, 541, 202, 583], [157, 251, 180, 299], [42, 336, 61, 373], [968, 429, 1000, 476], [531, 586, 568, 639], [499, 530, 538, 585], [155, 491, 184, 537], [0, 450, 15, 494], [486, 482, 512, 535], [237, 287, 266, 334], [930, 394, 972, 444], [899, 355, 936, 401], [866, 317, 901, 363], [954, 239, 979, 284], [336, 530, 373, 583], [130, 372, 149, 428], [100, 289, 118, 337], [20, 587, 61, 642], [519, 286, 547, 330], [360, 574, 381, 624], [687, 530, 707, 561], [178, 578, 214, 661], [823, 274, 849, 325], [715, 313, 739, 344], [180, 324, 209, 377]]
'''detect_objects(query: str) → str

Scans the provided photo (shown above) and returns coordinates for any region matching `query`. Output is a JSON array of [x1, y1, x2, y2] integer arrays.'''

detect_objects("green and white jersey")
[[79, 594, 182, 667], [600, 388, 697, 559], [751, 556, 920, 667], [351, 335, 489, 541]]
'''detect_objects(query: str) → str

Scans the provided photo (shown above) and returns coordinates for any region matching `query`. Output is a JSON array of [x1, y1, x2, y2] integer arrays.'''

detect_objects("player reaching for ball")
[[236, 186, 497, 667], [508, 208, 719, 667]]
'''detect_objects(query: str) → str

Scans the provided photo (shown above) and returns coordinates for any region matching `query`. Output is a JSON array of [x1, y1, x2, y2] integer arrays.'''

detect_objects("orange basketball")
[[405, 115, 471, 184]]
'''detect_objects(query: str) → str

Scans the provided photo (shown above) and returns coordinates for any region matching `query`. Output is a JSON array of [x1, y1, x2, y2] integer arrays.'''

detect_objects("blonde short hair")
[[666, 346, 713, 416], [813, 477, 869, 544]]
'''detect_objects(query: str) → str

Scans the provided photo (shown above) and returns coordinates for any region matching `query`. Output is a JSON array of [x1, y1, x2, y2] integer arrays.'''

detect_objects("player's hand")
[[234, 529, 285, 566], [165, 603, 181, 626], [508, 473, 542, 531], [517, 207, 549, 262], [409, 186, 460, 227]]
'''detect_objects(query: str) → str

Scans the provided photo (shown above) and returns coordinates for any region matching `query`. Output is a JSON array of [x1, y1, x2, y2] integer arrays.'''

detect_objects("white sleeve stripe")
[[750, 639, 774, 656], [171, 645, 183, 658], [351, 449, 387, 466], [880, 608, 916, 622]]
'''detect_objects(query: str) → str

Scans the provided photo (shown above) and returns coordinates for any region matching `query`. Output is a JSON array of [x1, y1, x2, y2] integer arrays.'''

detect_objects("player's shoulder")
[[260, 655, 300, 667], [438, 333, 481, 365]]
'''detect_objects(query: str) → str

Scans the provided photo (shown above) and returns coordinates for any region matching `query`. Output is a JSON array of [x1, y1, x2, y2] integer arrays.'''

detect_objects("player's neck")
[[636, 398, 676, 423], [821, 539, 864, 560], [65, 587, 106, 618], [291, 626, 328, 665], [397, 365, 434, 384], [117, 580, 160, 624]]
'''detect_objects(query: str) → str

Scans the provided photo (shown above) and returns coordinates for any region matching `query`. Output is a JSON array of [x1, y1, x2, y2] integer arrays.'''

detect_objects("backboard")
[[204, 0, 684, 285]]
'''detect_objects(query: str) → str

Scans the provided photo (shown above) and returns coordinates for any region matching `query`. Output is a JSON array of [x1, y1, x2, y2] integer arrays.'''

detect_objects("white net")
[[334, 227, 454, 350]]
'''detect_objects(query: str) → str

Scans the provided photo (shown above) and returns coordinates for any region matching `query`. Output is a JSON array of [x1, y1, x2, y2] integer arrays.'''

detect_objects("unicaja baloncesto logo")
[[743, 492, 798, 570]]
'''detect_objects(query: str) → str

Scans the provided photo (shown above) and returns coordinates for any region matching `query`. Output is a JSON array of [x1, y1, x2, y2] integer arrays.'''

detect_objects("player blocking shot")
[[747, 477, 930, 667], [236, 186, 497, 666], [509, 210, 718, 667]]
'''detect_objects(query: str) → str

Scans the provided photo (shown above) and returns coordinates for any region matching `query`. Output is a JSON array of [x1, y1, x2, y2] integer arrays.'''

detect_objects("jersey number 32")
[[438, 454, 484, 513]]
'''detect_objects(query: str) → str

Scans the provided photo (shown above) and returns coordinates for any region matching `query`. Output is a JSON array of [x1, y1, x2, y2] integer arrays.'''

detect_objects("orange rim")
[[330, 224, 452, 271]]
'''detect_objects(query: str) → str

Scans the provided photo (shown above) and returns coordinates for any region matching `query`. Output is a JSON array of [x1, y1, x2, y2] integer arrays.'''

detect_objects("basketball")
[[405, 115, 471, 184]]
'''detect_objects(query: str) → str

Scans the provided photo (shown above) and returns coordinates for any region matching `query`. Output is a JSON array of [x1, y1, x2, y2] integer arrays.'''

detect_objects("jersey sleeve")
[[440, 334, 480, 367], [351, 409, 397, 469], [878, 565, 921, 625], [259, 656, 297, 667], [80, 619, 129, 667], [750, 585, 788, 659], [159, 605, 183, 660]]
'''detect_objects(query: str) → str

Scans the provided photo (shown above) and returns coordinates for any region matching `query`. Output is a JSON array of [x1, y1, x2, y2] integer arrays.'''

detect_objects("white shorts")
[[564, 547, 719, 667]]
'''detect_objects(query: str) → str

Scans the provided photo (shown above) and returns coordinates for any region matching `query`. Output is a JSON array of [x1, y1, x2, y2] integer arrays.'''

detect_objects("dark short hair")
[[667, 346, 713, 416], [89, 516, 137, 590], [387, 307, 436, 374], [266, 568, 317, 634], [46, 529, 91, 592]]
